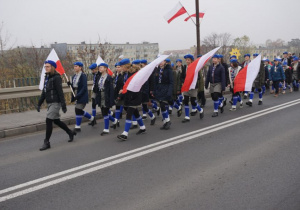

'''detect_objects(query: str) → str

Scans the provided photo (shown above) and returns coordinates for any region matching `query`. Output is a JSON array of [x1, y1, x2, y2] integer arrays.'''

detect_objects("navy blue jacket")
[[270, 64, 285, 82], [154, 64, 173, 101], [71, 72, 89, 104], [95, 74, 115, 108], [205, 63, 226, 91]]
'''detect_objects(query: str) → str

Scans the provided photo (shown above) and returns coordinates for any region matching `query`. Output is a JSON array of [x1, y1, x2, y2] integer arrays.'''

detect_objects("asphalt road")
[[1, 91, 300, 210]]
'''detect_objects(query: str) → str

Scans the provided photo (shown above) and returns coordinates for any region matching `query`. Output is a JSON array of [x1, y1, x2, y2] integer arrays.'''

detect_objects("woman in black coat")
[[153, 60, 173, 130], [37, 60, 76, 151], [96, 63, 118, 136]]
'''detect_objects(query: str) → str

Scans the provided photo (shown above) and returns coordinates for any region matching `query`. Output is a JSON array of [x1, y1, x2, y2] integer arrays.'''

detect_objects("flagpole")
[[195, 0, 201, 55], [63, 73, 75, 97]]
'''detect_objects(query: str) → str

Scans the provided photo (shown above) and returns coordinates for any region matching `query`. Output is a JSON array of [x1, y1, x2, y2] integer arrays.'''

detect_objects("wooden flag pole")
[[63, 73, 75, 97]]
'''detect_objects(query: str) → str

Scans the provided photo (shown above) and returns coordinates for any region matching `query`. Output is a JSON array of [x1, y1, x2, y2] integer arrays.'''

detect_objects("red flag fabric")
[[39, 49, 65, 90], [184, 12, 205, 21], [181, 47, 221, 92], [164, 2, 187, 24], [234, 54, 262, 93]]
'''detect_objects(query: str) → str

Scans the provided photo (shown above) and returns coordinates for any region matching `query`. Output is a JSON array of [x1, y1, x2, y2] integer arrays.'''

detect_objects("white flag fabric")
[[39, 49, 64, 90], [125, 55, 171, 93]]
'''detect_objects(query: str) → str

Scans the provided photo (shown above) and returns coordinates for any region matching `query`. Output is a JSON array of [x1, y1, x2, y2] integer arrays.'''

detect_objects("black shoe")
[[110, 121, 120, 128], [130, 124, 138, 129], [163, 121, 171, 130], [243, 95, 248, 99], [200, 111, 204, 119], [258, 101, 263, 105], [150, 117, 156, 125], [142, 116, 147, 120], [68, 130, 77, 142], [39, 140, 50, 151], [190, 111, 197, 116], [136, 129, 146, 135], [229, 100, 233, 105], [74, 128, 81, 132], [177, 108, 182, 117], [117, 134, 127, 141], [182, 118, 190, 123], [90, 118, 96, 127], [100, 131, 109, 136], [220, 106, 224, 113], [212, 112, 218, 117], [200, 104, 205, 108], [156, 108, 161, 116], [168, 110, 172, 115], [246, 101, 253, 107], [223, 98, 227, 106]]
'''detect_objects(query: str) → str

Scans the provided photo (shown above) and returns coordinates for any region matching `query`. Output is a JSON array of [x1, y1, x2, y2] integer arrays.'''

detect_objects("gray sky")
[[1, 0, 299, 52]]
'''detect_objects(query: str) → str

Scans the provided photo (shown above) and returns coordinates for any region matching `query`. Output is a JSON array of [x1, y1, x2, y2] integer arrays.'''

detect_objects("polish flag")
[[39, 49, 65, 90], [181, 47, 221, 92], [96, 55, 113, 76], [234, 54, 262, 93], [164, 2, 187, 24], [184, 12, 205, 22], [122, 54, 171, 94]]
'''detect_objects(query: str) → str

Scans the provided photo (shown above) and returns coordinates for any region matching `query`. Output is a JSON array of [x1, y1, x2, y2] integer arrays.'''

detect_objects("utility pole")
[[195, 0, 200, 55]]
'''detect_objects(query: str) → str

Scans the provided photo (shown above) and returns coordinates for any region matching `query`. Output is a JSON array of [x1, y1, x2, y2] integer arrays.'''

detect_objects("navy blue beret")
[[253, 53, 259, 57], [115, 62, 120, 67], [212, 54, 219, 59], [44, 60, 57, 69], [165, 58, 171, 63], [89, 63, 97, 70], [293, 56, 299, 61], [132, 60, 141, 65], [244, 54, 250, 58], [99, 63, 109, 68], [140, 59, 147, 64], [218, 54, 224, 58], [230, 59, 238, 63], [176, 59, 182, 63], [119, 58, 130, 66], [230, 55, 237, 59], [74, 61, 83, 67], [197, 54, 202, 58], [283, 51, 288, 54], [184, 54, 194, 60]]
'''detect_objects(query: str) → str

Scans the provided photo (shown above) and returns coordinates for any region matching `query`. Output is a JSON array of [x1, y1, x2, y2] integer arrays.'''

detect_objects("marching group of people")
[[37, 51, 300, 151]]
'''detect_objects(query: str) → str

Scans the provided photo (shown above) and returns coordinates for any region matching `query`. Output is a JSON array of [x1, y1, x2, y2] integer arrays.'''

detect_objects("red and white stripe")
[[39, 49, 65, 90], [123, 55, 170, 94], [234, 54, 262, 93], [181, 47, 221, 92], [184, 12, 205, 22], [164, 2, 187, 24]]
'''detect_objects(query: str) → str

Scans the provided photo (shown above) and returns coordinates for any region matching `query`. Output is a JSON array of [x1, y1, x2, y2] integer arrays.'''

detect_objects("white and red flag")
[[181, 47, 221, 92], [122, 54, 171, 94], [39, 49, 65, 90], [164, 2, 187, 24], [96, 55, 113, 76], [184, 12, 205, 22], [234, 54, 262, 93]]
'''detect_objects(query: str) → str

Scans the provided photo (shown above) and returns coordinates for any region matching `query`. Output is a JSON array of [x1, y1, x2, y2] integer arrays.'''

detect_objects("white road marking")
[[0, 99, 300, 202]]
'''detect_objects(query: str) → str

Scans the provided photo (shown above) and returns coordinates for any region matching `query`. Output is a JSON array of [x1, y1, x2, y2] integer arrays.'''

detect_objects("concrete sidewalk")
[[0, 89, 224, 139], [0, 104, 104, 139]]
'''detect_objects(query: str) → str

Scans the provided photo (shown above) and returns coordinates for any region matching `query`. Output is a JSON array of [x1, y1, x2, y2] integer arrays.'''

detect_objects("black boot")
[[190, 111, 197, 116], [39, 140, 51, 151], [90, 117, 96, 126], [177, 107, 182, 117], [182, 118, 190, 123], [150, 117, 156, 125], [212, 112, 218, 117], [117, 134, 127, 141], [68, 130, 77, 142], [199, 110, 204, 119], [130, 124, 138, 129], [246, 101, 253, 107]]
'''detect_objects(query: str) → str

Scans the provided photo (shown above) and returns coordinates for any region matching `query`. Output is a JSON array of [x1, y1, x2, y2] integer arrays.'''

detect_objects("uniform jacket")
[[205, 63, 226, 91], [95, 74, 115, 108], [71, 72, 89, 104], [270, 64, 285, 82], [38, 72, 66, 109]]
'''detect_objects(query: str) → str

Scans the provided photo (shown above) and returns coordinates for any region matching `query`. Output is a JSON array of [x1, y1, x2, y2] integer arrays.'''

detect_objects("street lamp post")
[[195, 0, 200, 55]]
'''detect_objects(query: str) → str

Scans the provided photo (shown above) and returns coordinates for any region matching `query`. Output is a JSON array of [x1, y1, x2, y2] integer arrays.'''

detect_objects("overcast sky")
[[0, 0, 299, 52]]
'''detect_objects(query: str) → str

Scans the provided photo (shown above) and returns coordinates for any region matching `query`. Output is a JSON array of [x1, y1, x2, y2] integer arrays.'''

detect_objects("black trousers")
[[46, 118, 71, 141]]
